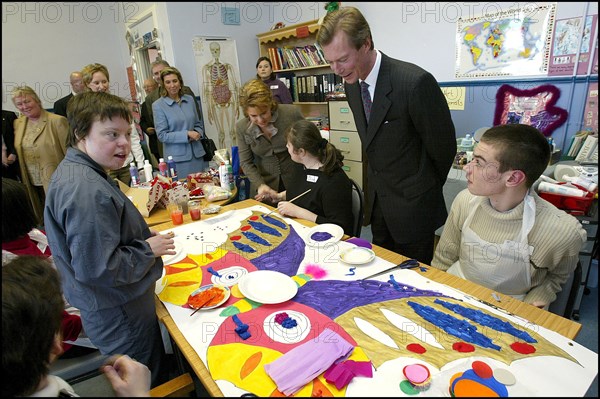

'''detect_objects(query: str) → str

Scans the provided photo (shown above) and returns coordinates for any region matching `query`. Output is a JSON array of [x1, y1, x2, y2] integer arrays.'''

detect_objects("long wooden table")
[[153, 198, 582, 397]]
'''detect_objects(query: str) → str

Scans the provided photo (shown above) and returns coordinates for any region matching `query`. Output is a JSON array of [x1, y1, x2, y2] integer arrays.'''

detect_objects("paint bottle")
[[167, 155, 177, 180], [225, 160, 234, 191], [220, 162, 230, 191], [238, 177, 247, 201], [129, 162, 140, 187], [137, 161, 146, 183], [158, 158, 168, 177], [143, 159, 154, 182]]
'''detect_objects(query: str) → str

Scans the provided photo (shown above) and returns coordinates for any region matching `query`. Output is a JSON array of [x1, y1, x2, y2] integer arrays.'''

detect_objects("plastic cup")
[[188, 200, 202, 221], [168, 203, 184, 225]]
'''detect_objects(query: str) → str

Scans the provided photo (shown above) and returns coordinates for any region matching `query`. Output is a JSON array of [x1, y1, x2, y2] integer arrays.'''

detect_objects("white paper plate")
[[305, 223, 344, 247], [339, 246, 376, 265], [188, 284, 231, 310], [162, 238, 185, 265], [238, 270, 298, 304]]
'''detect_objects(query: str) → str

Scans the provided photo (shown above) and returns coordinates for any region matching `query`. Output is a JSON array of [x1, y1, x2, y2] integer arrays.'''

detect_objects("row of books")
[[278, 72, 344, 103], [566, 131, 598, 163], [267, 42, 328, 71]]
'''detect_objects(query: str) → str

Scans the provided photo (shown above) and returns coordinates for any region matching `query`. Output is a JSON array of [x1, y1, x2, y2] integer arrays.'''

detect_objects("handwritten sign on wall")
[[442, 86, 466, 110]]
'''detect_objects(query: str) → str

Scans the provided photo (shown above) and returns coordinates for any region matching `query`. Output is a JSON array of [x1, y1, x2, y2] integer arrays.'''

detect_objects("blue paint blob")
[[242, 231, 272, 246], [311, 231, 333, 241], [262, 215, 287, 229], [233, 241, 256, 253], [248, 220, 282, 236]]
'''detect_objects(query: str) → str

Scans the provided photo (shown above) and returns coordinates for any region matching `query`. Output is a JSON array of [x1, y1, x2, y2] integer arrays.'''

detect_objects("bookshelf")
[[257, 19, 337, 124]]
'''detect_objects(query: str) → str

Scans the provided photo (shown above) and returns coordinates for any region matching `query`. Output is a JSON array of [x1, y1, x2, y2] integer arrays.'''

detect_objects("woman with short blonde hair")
[[11, 85, 69, 224], [81, 63, 110, 92], [235, 78, 304, 200]]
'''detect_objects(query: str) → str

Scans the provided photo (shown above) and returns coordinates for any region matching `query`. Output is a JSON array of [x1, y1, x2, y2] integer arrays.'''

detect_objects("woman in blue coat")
[[152, 67, 207, 179]]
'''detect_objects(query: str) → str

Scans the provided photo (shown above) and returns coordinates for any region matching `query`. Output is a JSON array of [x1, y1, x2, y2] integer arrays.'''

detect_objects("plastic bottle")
[[460, 134, 474, 149], [158, 158, 168, 177], [219, 162, 230, 191], [238, 177, 247, 201], [563, 175, 598, 192], [143, 159, 153, 182], [137, 161, 146, 183], [167, 155, 177, 180], [538, 182, 586, 197], [225, 160, 234, 190], [129, 162, 140, 187]]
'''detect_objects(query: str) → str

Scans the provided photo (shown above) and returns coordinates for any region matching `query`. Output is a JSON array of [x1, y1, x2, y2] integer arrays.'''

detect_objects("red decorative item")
[[494, 84, 568, 136], [406, 343, 427, 354], [296, 25, 309, 38]]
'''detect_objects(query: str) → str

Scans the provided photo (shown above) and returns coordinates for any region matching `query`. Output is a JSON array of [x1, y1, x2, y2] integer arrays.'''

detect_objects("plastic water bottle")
[[158, 158, 168, 177], [220, 162, 229, 191], [137, 161, 146, 183], [238, 177, 247, 201], [461, 134, 474, 149], [143, 159, 153, 182], [129, 162, 140, 187], [225, 160, 234, 190], [167, 156, 177, 180]]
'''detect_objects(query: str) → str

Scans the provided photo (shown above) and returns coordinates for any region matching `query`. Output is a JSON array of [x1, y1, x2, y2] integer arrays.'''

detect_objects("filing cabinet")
[[328, 100, 365, 191], [572, 203, 598, 320]]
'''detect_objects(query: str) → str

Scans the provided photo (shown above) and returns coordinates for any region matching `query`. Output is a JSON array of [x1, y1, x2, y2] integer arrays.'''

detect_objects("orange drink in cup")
[[168, 203, 184, 225]]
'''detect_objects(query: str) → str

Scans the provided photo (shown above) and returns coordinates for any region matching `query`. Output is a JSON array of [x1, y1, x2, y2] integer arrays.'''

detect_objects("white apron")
[[447, 193, 536, 300]]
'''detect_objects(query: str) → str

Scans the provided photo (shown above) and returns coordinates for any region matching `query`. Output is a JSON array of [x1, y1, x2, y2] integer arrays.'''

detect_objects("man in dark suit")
[[139, 78, 160, 164], [2, 109, 20, 180], [141, 60, 203, 161], [52, 71, 85, 118], [317, 6, 456, 264]]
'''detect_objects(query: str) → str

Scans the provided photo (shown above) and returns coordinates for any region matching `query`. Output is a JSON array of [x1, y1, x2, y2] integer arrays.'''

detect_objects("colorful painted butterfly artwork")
[[157, 206, 597, 397]]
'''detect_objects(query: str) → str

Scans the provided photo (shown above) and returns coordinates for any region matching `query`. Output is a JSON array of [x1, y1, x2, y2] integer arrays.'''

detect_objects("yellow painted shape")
[[158, 264, 202, 305], [187, 247, 228, 266], [291, 274, 311, 287], [208, 342, 352, 397], [208, 343, 279, 397]]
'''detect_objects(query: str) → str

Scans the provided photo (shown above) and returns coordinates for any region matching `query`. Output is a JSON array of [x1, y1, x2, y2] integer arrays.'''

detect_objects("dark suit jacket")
[[2, 110, 19, 179], [53, 93, 73, 118], [345, 53, 456, 242]]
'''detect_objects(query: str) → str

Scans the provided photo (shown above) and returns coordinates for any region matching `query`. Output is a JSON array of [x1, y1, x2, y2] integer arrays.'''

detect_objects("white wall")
[[3, 2, 596, 111], [2, 2, 328, 111], [2, 2, 132, 111], [163, 2, 328, 95]]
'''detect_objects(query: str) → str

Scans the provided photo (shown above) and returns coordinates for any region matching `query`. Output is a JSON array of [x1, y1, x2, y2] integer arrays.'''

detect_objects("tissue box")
[[118, 180, 164, 217]]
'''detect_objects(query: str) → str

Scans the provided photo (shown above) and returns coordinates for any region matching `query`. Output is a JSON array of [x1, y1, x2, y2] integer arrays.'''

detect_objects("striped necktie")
[[360, 81, 372, 122]]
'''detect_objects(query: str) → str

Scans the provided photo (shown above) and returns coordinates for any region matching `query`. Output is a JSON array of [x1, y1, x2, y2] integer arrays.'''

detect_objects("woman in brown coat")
[[12, 86, 69, 224]]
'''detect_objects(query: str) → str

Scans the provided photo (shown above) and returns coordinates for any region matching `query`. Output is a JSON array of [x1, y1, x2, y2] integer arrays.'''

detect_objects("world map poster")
[[455, 3, 556, 78]]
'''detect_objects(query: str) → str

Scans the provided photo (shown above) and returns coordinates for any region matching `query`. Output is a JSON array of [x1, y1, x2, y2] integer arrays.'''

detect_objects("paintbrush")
[[263, 189, 311, 217], [189, 293, 217, 316]]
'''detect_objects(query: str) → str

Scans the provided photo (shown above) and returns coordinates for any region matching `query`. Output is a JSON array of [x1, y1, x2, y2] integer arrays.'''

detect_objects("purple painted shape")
[[311, 231, 334, 241], [346, 237, 372, 248], [294, 279, 446, 319], [251, 225, 305, 276]]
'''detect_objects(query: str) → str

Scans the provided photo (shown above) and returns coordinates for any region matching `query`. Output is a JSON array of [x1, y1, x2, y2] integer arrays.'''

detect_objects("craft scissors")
[[397, 258, 420, 269]]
